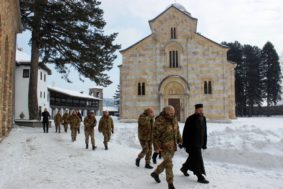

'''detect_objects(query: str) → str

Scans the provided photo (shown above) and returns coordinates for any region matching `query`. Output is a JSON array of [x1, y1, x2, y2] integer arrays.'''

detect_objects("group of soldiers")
[[136, 104, 209, 189], [52, 110, 114, 150]]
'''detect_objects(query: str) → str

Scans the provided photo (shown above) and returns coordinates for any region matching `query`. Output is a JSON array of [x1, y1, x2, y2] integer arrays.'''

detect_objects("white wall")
[[37, 68, 50, 116], [14, 66, 50, 120]]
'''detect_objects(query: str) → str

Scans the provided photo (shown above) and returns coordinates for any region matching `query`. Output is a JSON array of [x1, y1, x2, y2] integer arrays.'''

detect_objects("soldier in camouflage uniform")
[[62, 111, 69, 133], [135, 107, 155, 169], [84, 111, 97, 150], [69, 111, 81, 142], [98, 111, 114, 150], [54, 111, 62, 133], [152, 109, 165, 164], [150, 106, 182, 189]]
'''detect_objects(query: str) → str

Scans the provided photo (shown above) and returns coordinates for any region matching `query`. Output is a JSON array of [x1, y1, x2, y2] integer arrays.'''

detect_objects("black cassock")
[[181, 113, 207, 175]]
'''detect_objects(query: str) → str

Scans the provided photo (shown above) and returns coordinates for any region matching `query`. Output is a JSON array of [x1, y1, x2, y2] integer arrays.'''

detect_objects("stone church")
[[0, 0, 22, 140], [119, 3, 236, 122]]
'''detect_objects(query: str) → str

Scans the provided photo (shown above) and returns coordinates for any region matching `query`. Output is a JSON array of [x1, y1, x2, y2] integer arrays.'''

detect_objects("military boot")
[[168, 183, 175, 189], [197, 175, 209, 184], [104, 143, 108, 150], [152, 152, 158, 164], [86, 144, 88, 149], [145, 164, 153, 169], [92, 145, 97, 150], [135, 158, 140, 167], [150, 172, 161, 183]]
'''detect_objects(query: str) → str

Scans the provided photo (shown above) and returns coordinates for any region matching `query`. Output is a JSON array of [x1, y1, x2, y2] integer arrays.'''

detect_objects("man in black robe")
[[180, 104, 209, 184]]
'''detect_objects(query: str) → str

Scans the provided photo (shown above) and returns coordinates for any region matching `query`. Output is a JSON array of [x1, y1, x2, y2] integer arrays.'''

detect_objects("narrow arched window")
[[204, 81, 208, 94], [171, 27, 177, 39]]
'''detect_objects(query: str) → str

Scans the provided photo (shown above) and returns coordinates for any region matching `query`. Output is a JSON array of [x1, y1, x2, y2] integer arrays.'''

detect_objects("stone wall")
[[0, 0, 21, 140], [120, 6, 236, 122]]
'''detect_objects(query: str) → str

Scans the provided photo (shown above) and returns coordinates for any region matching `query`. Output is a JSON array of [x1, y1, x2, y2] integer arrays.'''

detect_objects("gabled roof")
[[196, 33, 229, 49], [120, 34, 152, 53], [149, 3, 198, 24]]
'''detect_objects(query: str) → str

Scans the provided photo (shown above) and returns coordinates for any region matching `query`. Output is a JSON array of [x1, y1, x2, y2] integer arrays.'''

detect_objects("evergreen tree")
[[242, 45, 264, 116], [113, 85, 120, 106], [222, 41, 246, 116], [261, 42, 282, 109], [20, 0, 120, 119]]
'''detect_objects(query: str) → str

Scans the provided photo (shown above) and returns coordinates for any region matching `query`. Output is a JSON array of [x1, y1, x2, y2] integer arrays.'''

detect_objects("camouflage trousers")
[[63, 123, 68, 132], [71, 126, 78, 141], [138, 140, 153, 164], [154, 151, 175, 184], [85, 127, 95, 146], [102, 132, 111, 143], [55, 123, 61, 133]]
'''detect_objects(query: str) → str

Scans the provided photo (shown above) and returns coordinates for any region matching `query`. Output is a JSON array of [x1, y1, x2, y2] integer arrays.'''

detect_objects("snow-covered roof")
[[48, 86, 101, 100], [103, 106, 118, 112]]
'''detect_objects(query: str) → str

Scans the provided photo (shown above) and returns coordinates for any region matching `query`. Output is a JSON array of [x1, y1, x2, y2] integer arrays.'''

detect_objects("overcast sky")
[[17, 0, 283, 98]]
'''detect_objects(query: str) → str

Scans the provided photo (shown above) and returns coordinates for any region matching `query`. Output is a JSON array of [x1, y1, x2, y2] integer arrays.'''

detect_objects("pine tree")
[[20, 0, 120, 119], [222, 41, 246, 116], [113, 85, 120, 106], [261, 42, 282, 110], [243, 45, 264, 116]]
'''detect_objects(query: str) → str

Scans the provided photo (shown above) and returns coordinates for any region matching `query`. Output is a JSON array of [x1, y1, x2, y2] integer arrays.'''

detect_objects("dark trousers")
[[43, 122, 49, 133], [182, 148, 206, 176]]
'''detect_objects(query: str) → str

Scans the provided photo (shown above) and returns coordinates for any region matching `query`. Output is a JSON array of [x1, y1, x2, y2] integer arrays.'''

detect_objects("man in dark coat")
[[180, 104, 209, 184], [41, 108, 51, 133]]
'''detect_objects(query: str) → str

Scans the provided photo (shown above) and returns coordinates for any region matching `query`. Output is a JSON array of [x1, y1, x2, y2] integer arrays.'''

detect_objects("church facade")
[[119, 4, 236, 122], [0, 0, 22, 140]]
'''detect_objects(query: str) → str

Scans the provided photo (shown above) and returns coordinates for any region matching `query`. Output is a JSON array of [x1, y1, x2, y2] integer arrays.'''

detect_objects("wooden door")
[[168, 98, 180, 121]]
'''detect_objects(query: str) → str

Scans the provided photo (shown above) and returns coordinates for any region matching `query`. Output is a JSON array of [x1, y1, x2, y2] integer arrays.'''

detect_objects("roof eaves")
[[120, 34, 152, 53]]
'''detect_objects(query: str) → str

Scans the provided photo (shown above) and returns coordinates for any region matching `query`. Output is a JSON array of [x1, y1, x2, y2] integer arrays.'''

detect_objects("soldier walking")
[[84, 111, 97, 150], [98, 111, 114, 150], [69, 110, 80, 142], [54, 110, 62, 133], [150, 106, 182, 189], [152, 110, 164, 164], [77, 110, 82, 134], [135, 107, 155, 169], [180, 104, 209, 184], [62, 110, 69, 132]]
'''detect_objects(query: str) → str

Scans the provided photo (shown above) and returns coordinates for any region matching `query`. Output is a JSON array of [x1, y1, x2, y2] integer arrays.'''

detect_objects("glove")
[[178, 144, 183, 149], [112, 130, 114, 134]]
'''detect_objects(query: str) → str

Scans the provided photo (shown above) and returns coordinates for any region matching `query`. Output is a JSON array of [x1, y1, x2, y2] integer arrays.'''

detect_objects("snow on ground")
[[0, 117, 283, 189]]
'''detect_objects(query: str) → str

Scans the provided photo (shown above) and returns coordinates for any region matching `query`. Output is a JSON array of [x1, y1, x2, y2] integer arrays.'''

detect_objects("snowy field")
[[0, 117, 283, 189]]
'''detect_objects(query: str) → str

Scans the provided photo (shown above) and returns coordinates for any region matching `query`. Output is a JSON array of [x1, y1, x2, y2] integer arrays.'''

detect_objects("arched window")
[[171, 27, 177, 39], [204, 81, 208, 94], [204, 80, 212, 94], [208, 81, 212, 94], [169, 50, 179, 68], [138, 82, 145, 96]]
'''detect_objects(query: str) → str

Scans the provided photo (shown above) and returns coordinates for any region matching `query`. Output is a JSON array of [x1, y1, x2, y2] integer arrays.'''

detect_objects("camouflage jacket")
[[153, 112, 181, 152], [54, 113, 62, 124], [84, 116, 97, 129], [69, 114, 80, 129], [62, 113, 69, 123], [98, 116, 114, 133], [138, 113, 154, 141]]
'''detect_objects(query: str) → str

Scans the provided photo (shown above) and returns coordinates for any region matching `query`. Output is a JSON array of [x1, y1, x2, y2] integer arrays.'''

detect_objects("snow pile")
[[0, 117, 282, 189]]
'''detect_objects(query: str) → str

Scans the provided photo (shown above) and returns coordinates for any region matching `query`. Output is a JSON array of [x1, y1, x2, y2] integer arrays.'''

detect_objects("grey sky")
[[17, 0, 283, 98]]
